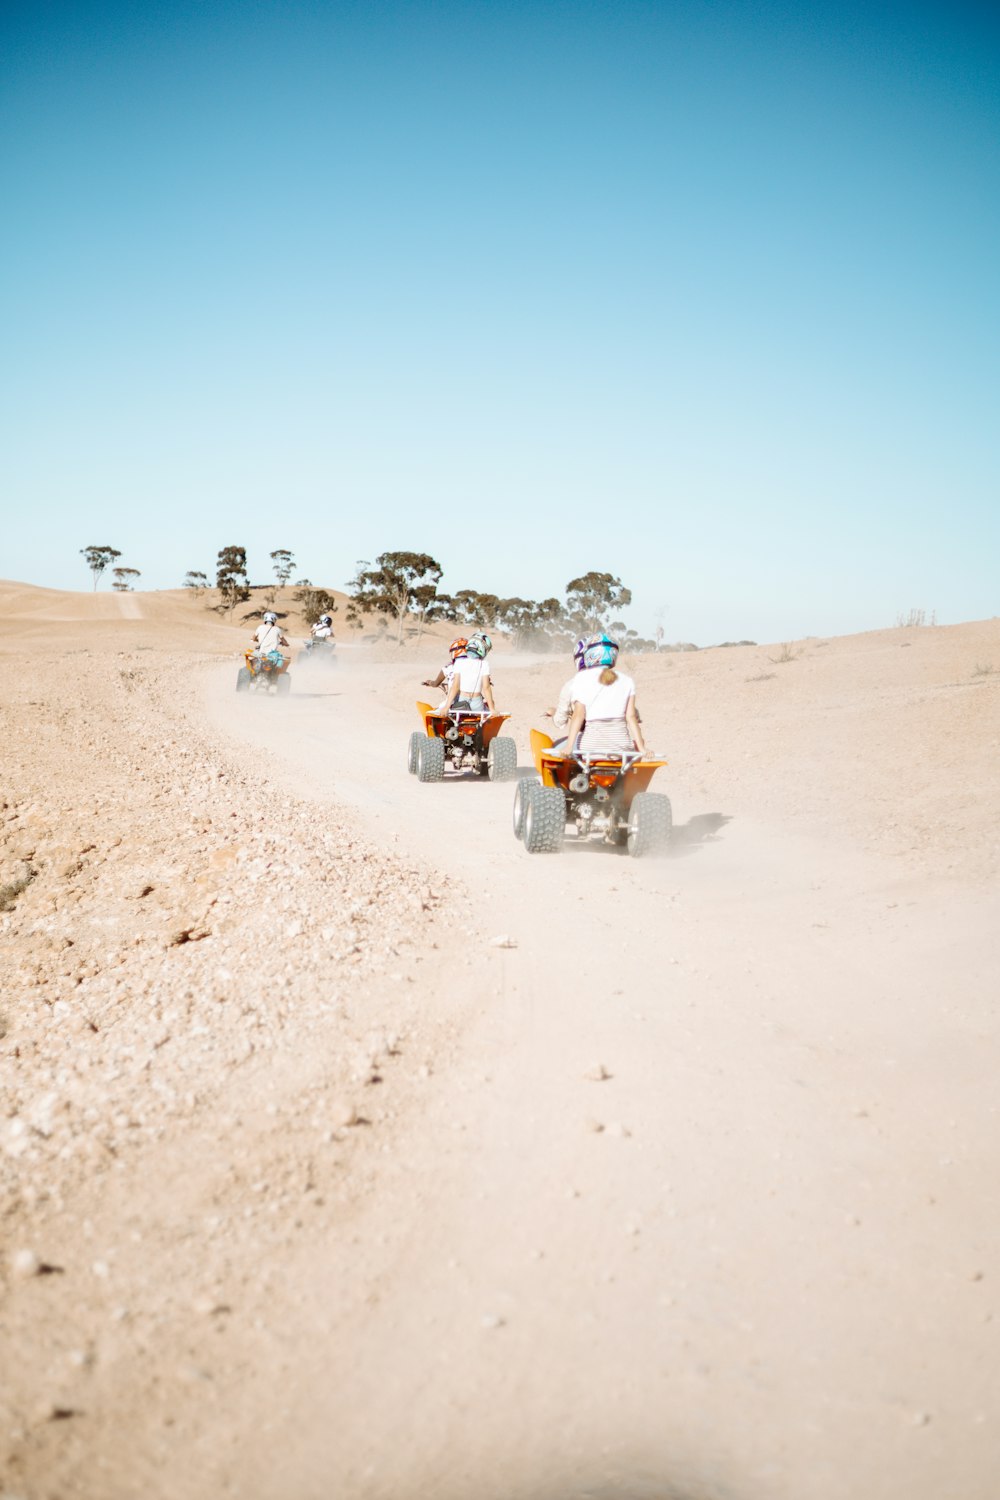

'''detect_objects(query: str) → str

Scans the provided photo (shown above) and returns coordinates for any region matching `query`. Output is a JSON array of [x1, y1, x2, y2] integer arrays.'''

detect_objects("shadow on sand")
[[666, 812, 732, 858]]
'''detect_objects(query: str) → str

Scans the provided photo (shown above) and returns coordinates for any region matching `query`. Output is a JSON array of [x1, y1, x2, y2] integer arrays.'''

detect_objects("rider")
[[423, 636, 468, 693], [440, 632, 496, 714], [251, 610, 290, 663], [545, 637, 588, 734], [564, 635, 645, 756], [311, 613, 335, 641]]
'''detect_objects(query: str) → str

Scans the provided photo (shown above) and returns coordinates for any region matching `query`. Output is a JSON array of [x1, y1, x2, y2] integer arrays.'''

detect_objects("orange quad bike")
[[409, 701, 518, 783], [236, 647, 291, 696], [512, 728, 671, 856]]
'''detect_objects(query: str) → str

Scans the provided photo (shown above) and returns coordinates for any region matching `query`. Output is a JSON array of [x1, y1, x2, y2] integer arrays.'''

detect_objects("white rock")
[[3, 1118, 30, 1158], [583, 1063, 611, 1082], [489, 935, 517, 949], [11, 1248, 41, 1279]]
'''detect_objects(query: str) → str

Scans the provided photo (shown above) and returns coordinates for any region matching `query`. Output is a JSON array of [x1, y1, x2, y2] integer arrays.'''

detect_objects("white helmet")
[[319, 614, 332, 626], [263, 611, 277, 625]]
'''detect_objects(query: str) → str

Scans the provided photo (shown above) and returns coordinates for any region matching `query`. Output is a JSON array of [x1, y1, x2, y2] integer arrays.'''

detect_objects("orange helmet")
[[448, 636, 469, 661]]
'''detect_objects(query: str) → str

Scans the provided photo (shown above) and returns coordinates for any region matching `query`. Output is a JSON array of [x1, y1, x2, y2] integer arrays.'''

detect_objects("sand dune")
[[2, 583, 999, 1500]]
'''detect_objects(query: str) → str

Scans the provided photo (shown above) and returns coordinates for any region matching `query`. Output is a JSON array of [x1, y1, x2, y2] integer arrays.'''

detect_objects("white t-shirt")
[[454, 656, 491, 696], [570, 666, 635, 719], [311, 624, 333, 639], [254, 623, 285, 654]]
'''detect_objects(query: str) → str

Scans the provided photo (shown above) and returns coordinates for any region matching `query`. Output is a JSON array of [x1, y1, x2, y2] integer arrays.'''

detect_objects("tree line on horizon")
[[193, 546, 657, 649], [81, 541, 667, 649]]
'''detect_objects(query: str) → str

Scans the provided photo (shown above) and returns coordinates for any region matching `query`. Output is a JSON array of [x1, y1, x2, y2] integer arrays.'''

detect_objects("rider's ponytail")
[[599, 667, 618, 686]]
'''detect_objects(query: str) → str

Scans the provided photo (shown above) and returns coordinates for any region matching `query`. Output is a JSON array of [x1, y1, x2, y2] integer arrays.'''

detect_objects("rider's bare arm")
[[626, 695, 645, 754], [423, 669, 446, 688], [565, 701, 586, 749], [482, 672, 496, 712]]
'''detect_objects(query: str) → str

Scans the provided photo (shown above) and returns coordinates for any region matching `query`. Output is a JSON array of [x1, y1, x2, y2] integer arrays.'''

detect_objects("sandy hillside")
[[2, 582, 999, 1500]]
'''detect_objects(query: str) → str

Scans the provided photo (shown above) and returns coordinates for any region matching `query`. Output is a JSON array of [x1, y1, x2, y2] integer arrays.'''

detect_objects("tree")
[[564, 571, 632, 635], [347, 552, 444, 643], [293, 581, 340, 627], [184, 571, 208, 594], [270, 549, 295, 588], [112, 567, 141, 592], [411, 587, 455, 640], [494, 596, 565, 650], [451, 589, 501, 628], [80, 545, 121, 590], [216, 546, 250, 617]]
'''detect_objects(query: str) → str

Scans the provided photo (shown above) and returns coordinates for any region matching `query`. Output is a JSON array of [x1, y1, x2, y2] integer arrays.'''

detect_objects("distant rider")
[[251, 610, 290, 662], [311, 613, 335, 641], [563, 635, 645, 756], [440, 633, 496, 714]]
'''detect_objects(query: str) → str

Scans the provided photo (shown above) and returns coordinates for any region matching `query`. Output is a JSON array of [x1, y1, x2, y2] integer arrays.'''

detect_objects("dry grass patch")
[[0, 866, 36, 912]]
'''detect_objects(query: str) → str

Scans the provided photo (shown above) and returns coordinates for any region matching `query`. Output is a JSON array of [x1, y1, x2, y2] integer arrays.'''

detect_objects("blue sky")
[[2, 0, 997, 642]]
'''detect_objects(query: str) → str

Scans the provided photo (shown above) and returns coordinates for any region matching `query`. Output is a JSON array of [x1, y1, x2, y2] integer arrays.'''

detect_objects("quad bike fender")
[[620, 760, 668, 809], [479, 714, 510, 748], [416, 700, 440, 737], [530, 728, 555, 776]]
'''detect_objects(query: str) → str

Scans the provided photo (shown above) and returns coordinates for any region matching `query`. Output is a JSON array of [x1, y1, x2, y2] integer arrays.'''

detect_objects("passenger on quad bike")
[[544, 637, 589, 742], [311, 613, 335, 641], [423, 637, 468, 698], [440, 633, 495, 714], [564, 635, 645, 756]]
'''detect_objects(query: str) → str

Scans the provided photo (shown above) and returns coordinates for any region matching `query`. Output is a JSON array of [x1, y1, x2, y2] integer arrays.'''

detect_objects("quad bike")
[[512, 728, 671, 855], [236, 647, 291, 695], [408, 700, 518, 783], [298, 636, 337, 667]]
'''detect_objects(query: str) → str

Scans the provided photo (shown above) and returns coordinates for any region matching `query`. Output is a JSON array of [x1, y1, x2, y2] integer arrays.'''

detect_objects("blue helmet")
[[583, 633, 619, 669], [466, 633, 492, 659]]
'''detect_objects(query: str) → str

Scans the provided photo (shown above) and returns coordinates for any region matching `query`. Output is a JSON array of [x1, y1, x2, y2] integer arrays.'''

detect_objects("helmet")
[[448, 636, 469, 661], [263, 611, 277, 625], [582, 633, 619, 670], [466, 632, 492, 658], [319, 614, 332, 626], [573, 638, 588, 671]]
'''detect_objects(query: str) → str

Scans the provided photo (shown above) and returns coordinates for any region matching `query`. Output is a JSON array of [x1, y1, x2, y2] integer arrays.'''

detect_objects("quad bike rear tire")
[[487, 736, 518, 782], [626, 792, 672, 857], [407, 731, 424, 774], [416, 737, 446, 783], [522, 783, 565, 853], [512, 779, 535, 839], [236, 668, 251, 693], [276, 674, 291, 696]]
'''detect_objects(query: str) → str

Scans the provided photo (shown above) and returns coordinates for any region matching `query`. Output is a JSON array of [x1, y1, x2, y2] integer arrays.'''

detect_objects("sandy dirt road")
[[3, 599, 999, 1500], [196, 651, 1000, 1500]]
